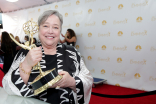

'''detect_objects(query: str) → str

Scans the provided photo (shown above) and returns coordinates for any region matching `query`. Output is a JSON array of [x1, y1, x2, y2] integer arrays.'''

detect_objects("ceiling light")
[[6, 0, 19, 2]]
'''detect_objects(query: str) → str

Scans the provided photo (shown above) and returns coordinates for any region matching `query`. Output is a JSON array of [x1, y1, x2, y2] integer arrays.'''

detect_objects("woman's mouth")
[[46, 36, 54, 39]]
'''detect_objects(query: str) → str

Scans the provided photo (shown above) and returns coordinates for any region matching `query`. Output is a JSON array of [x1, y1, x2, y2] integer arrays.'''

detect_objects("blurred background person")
[[15, 36, 21, 43], [1, 31, 16, 74], [60, 28, 77, 46], [33, 37, 37, 44], [24, 35, 29, 42], [15, 36, 22, 54], [23, 35, 29, 46]]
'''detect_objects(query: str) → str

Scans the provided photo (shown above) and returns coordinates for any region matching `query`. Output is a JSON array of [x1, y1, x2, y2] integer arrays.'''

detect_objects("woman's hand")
[[23, 47, 42, 70], [20, 47, 42, 84], [61, 33, 65, 37], [49, 71, 76, 91]]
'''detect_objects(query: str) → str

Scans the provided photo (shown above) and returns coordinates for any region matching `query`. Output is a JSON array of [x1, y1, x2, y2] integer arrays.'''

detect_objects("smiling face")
[[39, 15, 61, 49]]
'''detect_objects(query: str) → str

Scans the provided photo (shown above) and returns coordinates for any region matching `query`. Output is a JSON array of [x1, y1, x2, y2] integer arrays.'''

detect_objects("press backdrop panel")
[[1, 0, 156, 91]]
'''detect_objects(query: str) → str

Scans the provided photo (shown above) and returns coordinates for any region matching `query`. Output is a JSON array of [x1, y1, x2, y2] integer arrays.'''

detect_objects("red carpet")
[[89, 84, 156, 104], [0, 70, 4, 87], [0, 63, 4, 87]]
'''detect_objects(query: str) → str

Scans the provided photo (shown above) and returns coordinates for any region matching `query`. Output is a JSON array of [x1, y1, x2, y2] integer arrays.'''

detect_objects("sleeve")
[[73, 48, 93, 104], [2, 49, 35, 97], [1, 43, 5, 53]]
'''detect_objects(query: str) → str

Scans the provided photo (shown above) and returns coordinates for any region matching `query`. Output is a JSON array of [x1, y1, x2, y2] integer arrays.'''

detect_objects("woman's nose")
[[49, 27, 53, 33]]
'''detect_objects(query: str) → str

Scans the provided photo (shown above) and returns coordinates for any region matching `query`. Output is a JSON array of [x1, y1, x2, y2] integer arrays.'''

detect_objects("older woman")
[[2, 10, 93, 104]]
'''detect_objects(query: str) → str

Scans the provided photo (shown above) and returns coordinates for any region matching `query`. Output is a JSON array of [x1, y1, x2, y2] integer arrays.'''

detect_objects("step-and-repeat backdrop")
[[1, 0, 156, 91]]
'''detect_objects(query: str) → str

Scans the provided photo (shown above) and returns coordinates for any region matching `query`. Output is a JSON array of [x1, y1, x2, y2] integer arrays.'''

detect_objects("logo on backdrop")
[[113, 46, 127, 51], [62, 3, 71, 8], [151, 16, 156, 21], [101, 69, 106, 74], [136, 17, 143, 22], [98, 32, 110, 37], [88, 9, 92, 14], [73, 11, 83, 16], [149, 76, 156, 81], [130, 59, 146, 65], [76, 0, 80, 5], [76, 34, 83, 37], [65, 13, 68, 17], [113, 18, 128, 24], [85, 0, 96, 3], [62, 24, 71, 28], [29, 10, 35, 14], [44, 6, 51, 11], [89, 68, 95, 73], [131, 0, 148, 8], [135, 45, 142, 51], [55, 5, 58, 9], [115, 83, 120, 86], [112, 71, 126, 77], [102, 20, 107, 25], [88, 33, 92, 37], [38, 9, 40, 12], [117, 58, 122, 63], [85, 45, 95, 50], [88, 56, 92, 60], [76, 23, 80, 27], [76, 45, 79, 49], [98, 6, 111, 12], [85, 21, 96, 27], [150, 47, 156, 52], [118, 31, 123, 36], [98, 57, 110, 62], [141, 88, 145, 91], [118, 4, 123, 9], [102, 45, 106, 50], [134, 73, 141, 79], [131, 30, 147, 36]]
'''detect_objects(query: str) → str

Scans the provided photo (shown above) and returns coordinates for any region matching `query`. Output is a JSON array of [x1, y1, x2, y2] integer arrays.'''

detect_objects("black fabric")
[[45, 54, 60, 104], [66, 42, 75, 46], [45, 54, 57, 71], [11, 43, 85, 104]]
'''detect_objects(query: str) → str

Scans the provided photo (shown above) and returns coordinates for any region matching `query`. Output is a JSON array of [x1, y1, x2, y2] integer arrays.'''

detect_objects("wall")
[[1, 0, 156, 91]]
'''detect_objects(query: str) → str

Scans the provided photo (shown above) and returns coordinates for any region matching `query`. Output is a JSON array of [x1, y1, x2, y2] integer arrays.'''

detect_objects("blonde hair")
[[15, 36, 20, 43]]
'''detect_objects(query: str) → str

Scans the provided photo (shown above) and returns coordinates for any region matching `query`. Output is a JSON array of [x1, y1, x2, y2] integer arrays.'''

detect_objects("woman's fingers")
[[48, 71, 75, 89], [25, 47, 42, 67]]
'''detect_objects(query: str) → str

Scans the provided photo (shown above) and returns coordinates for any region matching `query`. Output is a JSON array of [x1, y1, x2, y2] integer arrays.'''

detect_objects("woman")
[[15, 36, 22, 54], [24, 35, 29, 42], [15, 36, 21, 43], [33, 37, 37, 44], [60, 29, 77, 46], [2, 10, 93, 104], [1, 32, 16, 74]]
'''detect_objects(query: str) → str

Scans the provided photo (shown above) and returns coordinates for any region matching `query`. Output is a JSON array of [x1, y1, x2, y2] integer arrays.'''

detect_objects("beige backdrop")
[[1, 0, 156, 91]]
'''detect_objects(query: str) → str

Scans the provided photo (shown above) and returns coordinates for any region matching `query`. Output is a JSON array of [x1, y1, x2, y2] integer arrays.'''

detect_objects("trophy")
[[9, 20, 62, 95]]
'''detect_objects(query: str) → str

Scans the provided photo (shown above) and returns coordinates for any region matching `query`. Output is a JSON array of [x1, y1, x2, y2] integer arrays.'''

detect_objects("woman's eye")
[[43, 25, 48, 27], [54, 27, 58, 29]]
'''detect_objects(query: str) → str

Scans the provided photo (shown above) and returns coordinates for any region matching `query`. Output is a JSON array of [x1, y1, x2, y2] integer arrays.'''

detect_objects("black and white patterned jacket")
[[2, 43, 93, 104]]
